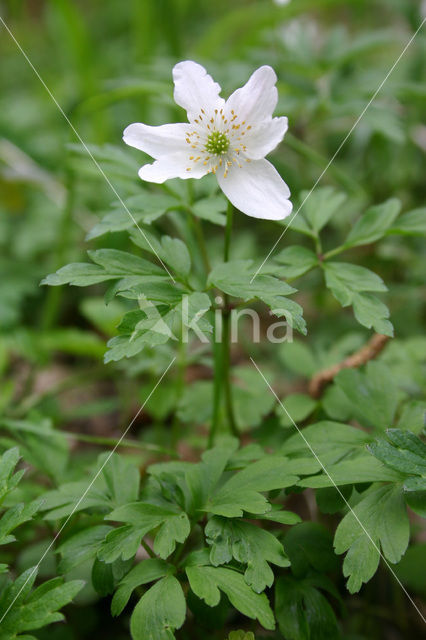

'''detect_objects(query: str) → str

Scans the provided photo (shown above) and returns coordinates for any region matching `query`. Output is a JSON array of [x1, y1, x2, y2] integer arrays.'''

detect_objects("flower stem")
[[171, 321, 186, 450], [209, 337, 222, 448], [209, 202, 239, 446], [222, 303, 238, 438]]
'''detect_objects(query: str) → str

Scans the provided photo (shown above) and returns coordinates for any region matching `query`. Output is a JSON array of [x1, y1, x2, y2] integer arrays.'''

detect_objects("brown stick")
[[309, 333, 390, 399]]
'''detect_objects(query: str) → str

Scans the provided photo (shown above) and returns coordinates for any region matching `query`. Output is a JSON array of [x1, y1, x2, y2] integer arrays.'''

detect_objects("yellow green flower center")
[[205, 130, 230, 155]]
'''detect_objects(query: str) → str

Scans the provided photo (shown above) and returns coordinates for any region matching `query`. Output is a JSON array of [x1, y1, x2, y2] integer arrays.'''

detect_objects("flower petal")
[[123, 122, 188, 159], [226, 66, 278, 123], [173, 61, 225, 122], [244, 117, 288, 159], [139, 152, 208, 184], [217, 159, 292, 220]]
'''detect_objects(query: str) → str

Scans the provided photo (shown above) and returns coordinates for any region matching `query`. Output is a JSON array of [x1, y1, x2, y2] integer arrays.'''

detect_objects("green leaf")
[[86, 192, 179, 239], [0, 573, 83, 636], [97, 526, 144, 563], [209, 259, 295, 299], [334, 362, 398, 429], [42, 248, 165, 287], [278, 340, 318, 377], [352, 292, 393, 336], [344, 198, 401, 248], [102, 452, 140, 505], [57, 525, 113, 573], [177, 380, 213, 424], [232, 367, 276, 430], [283, 523, 338, 578], [298, 454, 404, 488], [280, 421, 371, 468], [322, 384, 353, 422], [323, 262, 387, 306], [316, 486, 353, 515], [206, 457, 299, 517], [105, 290, 211, 362], [41, 263, 113, 287], [387, 207, 426, 236], [0, 449, 39, 549], [153, 512, 191, 559], [273, 246, 318, 279], [286, 212, 315, 237], [1, 416, 69, 481], [0, 501, 41, 546], [300, 186, 347, 234], [111, 558, 172, 617], [227, 632, 255, 640], [41, 452, 140, 520], [209, 259, 305, 334], [68, 142, 139, 178], [130, 575, 186, 640], [192, 195, 227, 225], [105, 502, 190, 560], [0, 447, 22, 506], [397, 400, 426, 434], [91, 557, 132, 597], [0, 567, 37, 617], [89, 249, 163, 276], [323, 261, 391, 332], [275, 575, 340, 640], [205, 516, 290, 592], [160, 236, 191, 279], [367, 429, 426, 477], [277, 393, 317, 428], [148, 439, 238, 518], [334, 485, 409, 592], [186, 565, 275, 630], [256, 508, 301, 526]]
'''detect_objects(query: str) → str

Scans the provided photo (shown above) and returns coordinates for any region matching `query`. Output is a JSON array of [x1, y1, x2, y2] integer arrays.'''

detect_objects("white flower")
[[123, 61, 292, 220]]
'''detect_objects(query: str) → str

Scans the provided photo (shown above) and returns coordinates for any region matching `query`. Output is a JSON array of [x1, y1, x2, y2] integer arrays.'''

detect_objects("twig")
[[309, 333, 390, 398]]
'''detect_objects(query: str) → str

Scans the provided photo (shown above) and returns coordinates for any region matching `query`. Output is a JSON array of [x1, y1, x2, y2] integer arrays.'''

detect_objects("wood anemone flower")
[[123, 61, 292, 220]]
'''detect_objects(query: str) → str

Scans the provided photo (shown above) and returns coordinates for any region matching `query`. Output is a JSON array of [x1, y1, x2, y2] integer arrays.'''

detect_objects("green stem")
[[314, 234, 323, 256], [141, 539, 156, 558], [209, 201, 239, 446], [322, 245, 346, 260], [209, 327, 223, 448], [223, 202, 238, 437], [171, 322, 186, 449], [222, 304, 238, 438]]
